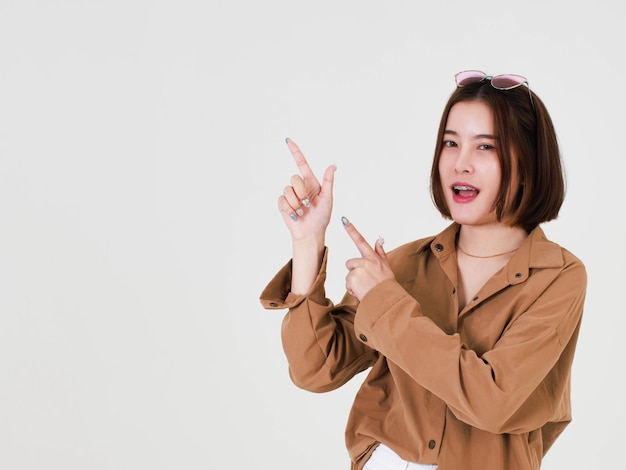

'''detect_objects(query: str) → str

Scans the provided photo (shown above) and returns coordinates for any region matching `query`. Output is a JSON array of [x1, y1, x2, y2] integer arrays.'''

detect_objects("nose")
[[454, 147, 473, 174]]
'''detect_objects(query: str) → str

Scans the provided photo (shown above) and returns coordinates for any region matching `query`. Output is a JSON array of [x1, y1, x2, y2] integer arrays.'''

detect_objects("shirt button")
[[435, 244, 444, 252], [359, 334, 368, 342], [269, 302, 278, 307], [515, 272, 522, 279], [472, 296, 479, 302], [452, 288, 456, 294], [428, 439, 436, 449]]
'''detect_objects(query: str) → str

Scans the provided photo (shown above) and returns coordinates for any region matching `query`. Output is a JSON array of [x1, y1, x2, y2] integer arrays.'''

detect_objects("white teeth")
[[453, 185, 478, 196]]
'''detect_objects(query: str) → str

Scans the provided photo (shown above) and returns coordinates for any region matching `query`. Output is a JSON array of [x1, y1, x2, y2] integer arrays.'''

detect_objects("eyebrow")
[[444, 129, 498, 140]]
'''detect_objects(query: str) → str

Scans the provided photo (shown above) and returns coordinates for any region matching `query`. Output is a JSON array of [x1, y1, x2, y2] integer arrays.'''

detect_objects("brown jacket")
[[260, 223, 586, 470]]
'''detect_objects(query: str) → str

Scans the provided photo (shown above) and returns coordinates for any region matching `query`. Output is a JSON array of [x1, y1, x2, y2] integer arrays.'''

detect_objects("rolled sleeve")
[[259, 248, 330, 310], [353, 279, 421, 349]]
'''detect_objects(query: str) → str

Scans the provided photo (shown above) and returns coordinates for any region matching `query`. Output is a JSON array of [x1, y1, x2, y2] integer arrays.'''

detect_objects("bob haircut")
[[430, 79, 565, 232]]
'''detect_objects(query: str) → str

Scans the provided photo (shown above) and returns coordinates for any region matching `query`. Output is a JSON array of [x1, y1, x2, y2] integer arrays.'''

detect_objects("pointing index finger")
[[341, 216, 375, 258], [286, 138, 315, 179]]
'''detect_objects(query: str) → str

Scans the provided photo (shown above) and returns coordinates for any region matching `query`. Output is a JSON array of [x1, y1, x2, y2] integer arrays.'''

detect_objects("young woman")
[[260, 71, 587, 470]]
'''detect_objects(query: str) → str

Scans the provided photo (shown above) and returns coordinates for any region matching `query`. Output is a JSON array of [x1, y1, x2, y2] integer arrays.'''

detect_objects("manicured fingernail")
[[378, 236, 385, 245], [341, 216, 350, 226], [290, 213, 298, 222], [296, 208, 304, 216], [285, 137, 291, 144], [301, 198, 310, 208]]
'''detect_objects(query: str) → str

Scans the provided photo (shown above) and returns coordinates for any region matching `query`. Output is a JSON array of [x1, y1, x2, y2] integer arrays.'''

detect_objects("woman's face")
[[438, 100, 514, 227]]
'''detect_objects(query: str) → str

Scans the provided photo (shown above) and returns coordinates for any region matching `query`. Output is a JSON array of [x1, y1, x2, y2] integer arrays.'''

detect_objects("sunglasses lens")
[[491, 74, 526, 89], [455, 70, 487, 86]]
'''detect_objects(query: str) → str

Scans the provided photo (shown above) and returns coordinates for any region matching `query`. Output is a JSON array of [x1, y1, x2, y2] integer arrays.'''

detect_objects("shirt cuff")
[[354, 279, 417, 349], [259, 247, 330, 310]]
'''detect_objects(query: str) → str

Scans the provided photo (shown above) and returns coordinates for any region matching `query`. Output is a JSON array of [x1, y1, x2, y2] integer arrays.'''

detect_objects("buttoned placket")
[[430, 238, 529, 320]]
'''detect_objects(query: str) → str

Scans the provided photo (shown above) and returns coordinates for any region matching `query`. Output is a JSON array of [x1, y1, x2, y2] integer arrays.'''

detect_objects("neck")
[[457, 223, 528, 258]]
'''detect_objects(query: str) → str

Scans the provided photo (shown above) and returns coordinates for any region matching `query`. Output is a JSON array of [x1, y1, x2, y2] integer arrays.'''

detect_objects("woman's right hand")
[[278, 138, 336, 243]]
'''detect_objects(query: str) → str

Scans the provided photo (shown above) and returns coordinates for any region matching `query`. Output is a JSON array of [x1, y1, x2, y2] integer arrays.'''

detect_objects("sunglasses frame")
[[455, 70, 535, 110]]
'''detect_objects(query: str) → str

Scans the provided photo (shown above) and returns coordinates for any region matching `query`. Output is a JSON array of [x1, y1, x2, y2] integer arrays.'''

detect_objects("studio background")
[[0, 1, 622, 468]]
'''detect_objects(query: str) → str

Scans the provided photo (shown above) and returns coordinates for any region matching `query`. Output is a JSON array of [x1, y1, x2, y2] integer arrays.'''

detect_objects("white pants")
[[363, 443, 438, 470]]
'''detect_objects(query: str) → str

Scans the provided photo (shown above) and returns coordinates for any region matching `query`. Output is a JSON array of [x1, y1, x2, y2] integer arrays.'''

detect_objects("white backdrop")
[[0, 1, 623, 468]]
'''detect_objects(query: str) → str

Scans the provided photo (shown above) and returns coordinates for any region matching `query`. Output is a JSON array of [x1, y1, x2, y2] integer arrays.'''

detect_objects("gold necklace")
[[457, 245, 519, 259]]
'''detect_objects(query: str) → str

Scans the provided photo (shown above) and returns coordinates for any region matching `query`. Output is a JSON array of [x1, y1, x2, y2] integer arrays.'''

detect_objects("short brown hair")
[[430, 80, 565, 232]]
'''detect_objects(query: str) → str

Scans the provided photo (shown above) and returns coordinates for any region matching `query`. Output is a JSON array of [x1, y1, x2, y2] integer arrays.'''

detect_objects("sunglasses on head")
[[455, 70, 534, 109]]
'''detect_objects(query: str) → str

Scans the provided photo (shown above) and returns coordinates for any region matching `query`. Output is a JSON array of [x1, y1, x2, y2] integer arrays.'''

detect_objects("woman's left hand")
[[342, 217, 396, 301]]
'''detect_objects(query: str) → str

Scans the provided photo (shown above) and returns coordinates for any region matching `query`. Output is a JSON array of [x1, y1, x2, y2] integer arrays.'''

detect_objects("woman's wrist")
[[291, 235, 326, 295]]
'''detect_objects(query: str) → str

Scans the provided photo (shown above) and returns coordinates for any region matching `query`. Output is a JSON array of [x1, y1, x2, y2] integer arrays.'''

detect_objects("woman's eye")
[[478, 144, 496, 150], [443, 140, 456, 147]]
